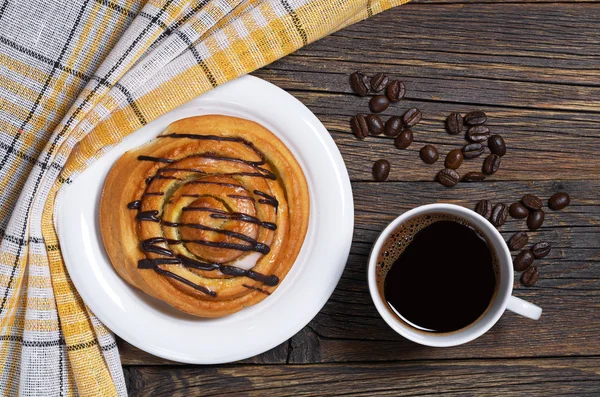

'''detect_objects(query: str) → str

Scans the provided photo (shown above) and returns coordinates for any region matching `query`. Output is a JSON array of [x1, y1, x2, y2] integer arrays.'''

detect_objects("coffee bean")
[[521, 194, 542, 210], [446, 112, 463, 135], [445, 149, 463, 169], [462, 143, 485, 159], [463, 172, 486, 182], [351, 114, 369, 140], [482, 154, 501, 175], [370, 73, 389, 92], [488, 135, 506, 157], [386, 80, 405, 102], [420, 145, 439, 164], [402, 108, 422, 127], [349, 72, 369, 96], [394, 129, 413, 149], [464, 110, 487, 126], [373, 159, 390, 181], [508, 231, 529, 251], [532, 242, 551, 259], [467, 125, 491, 143], [384, 116, 403, 137], [548, 192, 570, 210], [362, 74, 371, 91], [521, 266, 540, 287], [509, 202, 529, 219], [490, 203, 508, 227], [475, 199, 492, 220], [437, 169, 460, 187], [370, 95, 390, 113], [514, 250, 534, 272], [366, 114, 384, 135], [527, 210, 545, 230]]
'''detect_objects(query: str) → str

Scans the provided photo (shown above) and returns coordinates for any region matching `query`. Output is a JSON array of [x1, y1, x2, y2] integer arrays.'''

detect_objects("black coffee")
[[376, 214, 498, 333]]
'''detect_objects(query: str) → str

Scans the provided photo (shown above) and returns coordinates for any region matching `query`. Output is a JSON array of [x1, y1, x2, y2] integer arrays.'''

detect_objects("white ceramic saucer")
[[57, 75, 354, 364]]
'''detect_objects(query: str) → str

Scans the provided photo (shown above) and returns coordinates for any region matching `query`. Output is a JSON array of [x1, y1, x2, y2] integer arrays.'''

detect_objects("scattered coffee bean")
[[488, 135, 506, 157], [462, 143, 485, 159], [521, 194, 542, 211], [482, 154, 501, 175], [373, 159, 390, 181], [446, 112, 463, 135], [508, 231, 529, 251], [351, 114, 369, 140], [464, 110, 487, 126], [514, 250, 534, 272], [402, 108, 422, 127], [466, 125, 491, 143], [350, 72, 369, 96], [490, 203, 508, 227], [509, 202, 529, 219], [394, 129, 413, 149], [521, 266, 539, 287], [386, 80, 405, 102], [475, 199, 492, 220], [370, 73, 389, 92], [437, 168, 460, 187], [527, 209, 545, 230], [366, 114, 384, 135], [420, 145, 439, 164], [370, 95, 390, 113], [532, 242, 551, 259], [362, 74, 371, 92], [445, 149, 463, 170], [463, 172, 486, 182], [548, 192, 570, 210], [384, 116, 403, 137]]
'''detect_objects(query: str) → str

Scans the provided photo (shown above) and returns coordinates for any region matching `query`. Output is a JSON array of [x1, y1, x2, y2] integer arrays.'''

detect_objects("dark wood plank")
[[257, 4, 600, 109], [124, 358, 600, 396]]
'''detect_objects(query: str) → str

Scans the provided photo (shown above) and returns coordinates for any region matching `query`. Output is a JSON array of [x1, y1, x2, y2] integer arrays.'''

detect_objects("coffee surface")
[[377, 214, 498, 333]]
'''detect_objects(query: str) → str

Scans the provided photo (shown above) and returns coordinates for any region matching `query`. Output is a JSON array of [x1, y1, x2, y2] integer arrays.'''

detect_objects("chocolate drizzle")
[[182, 207, 277, 230], [136, 210, 160, 222], [242, 284, 271, 296], [140, 238, 173, 257], [127, 200, 141, 209], [161, 220, 270, 254], [254, 190, 279, 212], [138, 258, 182, 268], [178, 256, 279, 286], [153, 266, 217, 297], [138, 155, 175, 163], [159, 133, 266, 165], [131, 132, 283, 296], [136, 254, 279, 291]]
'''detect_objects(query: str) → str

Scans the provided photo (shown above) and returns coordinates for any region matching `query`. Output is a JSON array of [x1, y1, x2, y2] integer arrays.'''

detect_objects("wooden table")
[[121, 1, 600, 394]]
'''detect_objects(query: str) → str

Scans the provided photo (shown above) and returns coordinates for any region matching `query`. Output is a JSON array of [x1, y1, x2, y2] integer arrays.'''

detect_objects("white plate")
[[57, 75, 354, 364]]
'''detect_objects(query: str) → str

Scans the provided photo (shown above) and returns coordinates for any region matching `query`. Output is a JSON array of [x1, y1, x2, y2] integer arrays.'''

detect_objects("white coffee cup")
[[367, 203, 542, 347]]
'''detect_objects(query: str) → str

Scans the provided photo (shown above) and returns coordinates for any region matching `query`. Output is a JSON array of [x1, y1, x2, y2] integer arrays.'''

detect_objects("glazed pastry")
[[100, 115, 310, 317]]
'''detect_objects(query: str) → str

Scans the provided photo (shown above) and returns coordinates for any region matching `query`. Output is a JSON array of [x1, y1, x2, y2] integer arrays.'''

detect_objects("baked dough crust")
[[100, 115, 309, 317]]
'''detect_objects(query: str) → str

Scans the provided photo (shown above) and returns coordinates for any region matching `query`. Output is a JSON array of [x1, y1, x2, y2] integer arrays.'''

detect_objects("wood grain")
[[124, 358, 600, 396], [122, 2, 600, 394]]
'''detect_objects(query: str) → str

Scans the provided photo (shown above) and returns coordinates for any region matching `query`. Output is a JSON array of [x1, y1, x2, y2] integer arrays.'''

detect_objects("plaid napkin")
[[0, 0, 408, 395]]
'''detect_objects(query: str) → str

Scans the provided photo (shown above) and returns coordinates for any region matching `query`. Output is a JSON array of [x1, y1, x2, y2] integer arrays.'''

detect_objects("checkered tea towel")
[[0, 0, 408, 395]]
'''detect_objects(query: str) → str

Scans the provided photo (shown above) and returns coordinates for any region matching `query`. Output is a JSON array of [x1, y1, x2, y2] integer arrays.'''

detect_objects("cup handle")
[[506, 295, 542, 320]]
